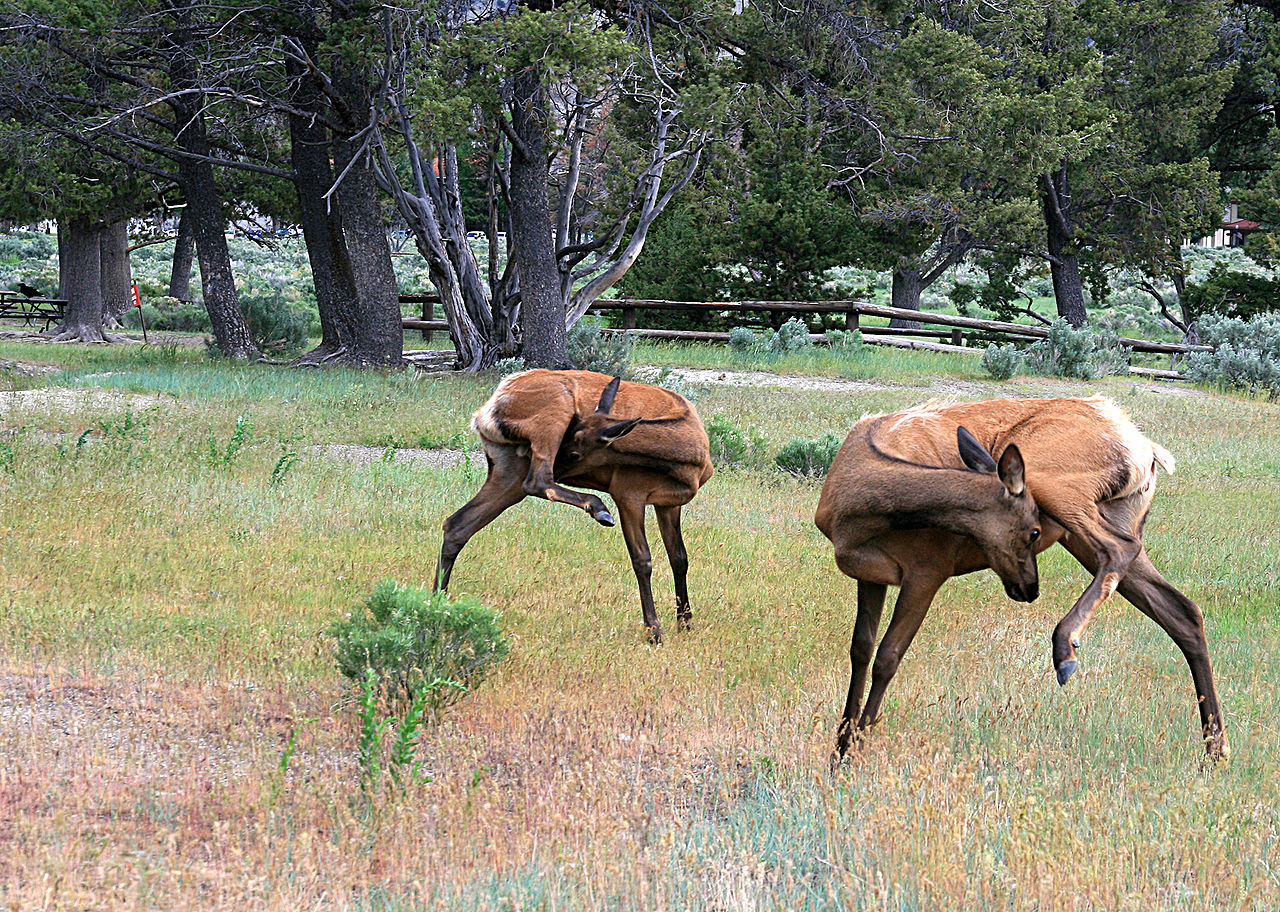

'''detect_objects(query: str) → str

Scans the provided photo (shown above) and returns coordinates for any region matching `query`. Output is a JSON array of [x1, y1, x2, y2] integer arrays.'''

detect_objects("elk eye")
[[1030, 529, 1041, 543]]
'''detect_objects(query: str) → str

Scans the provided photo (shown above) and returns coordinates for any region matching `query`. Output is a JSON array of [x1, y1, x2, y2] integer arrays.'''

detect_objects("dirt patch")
[[657, 366, 1211, 399], [0, 387, 169, 416], [311, 443, 481, 469], [0, 358, 60, 379]]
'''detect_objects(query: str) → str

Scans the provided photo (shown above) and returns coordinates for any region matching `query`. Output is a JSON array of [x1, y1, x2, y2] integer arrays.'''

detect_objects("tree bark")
[[329, 64, 403, 368], [508, 69, 566, 368], [286, 50, 359, 363], [99, 219, 132, 326], [888, 268, 924, 329], [1040, 168, 1088, 327], [49, 216, 106, 342], [168, 21, 258, 359], [56, 222, 70, 301], [168, 212, 195, 301]]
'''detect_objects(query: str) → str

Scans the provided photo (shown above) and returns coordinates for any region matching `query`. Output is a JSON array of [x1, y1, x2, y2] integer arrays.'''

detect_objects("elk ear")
[[997, 444, 1026, 496], [599, 417, 642, 444], [595, 376, 623, 415], [956, 426, 998, 474]]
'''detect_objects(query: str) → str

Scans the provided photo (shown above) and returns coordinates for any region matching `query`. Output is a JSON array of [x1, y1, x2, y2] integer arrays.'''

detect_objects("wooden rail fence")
[[399, 295, 1207, 379]]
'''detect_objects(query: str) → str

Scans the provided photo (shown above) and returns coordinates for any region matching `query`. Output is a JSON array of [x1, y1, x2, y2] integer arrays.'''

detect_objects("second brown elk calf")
[[815, 397, 1227, 762], [436, 369, 714, 643]]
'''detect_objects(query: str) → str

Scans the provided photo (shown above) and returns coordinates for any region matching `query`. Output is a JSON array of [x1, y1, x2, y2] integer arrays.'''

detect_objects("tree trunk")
[[169, 27, 258, 360], [56, 222, 70, 301], [286, 51, 359, 363], [508, 70, 566, 368], [1041, 169, 1088, 328], [100, 219, 132, 326], [49, 216, 106, 342], [168, 212, 195, 301], [330, 68, 403, 368], [888, 268, 924, 329]]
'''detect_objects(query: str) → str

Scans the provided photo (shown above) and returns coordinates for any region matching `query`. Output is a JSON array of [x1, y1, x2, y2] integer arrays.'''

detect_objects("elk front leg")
[[436, 449, 528, 590], [856, 572, 946, 735], [655, 505, 691, 629], [615, 496, 662, 643], [1118, 549, 1228, 762], [835, 580, 887, 758], [1052, 522, 1143, 684]]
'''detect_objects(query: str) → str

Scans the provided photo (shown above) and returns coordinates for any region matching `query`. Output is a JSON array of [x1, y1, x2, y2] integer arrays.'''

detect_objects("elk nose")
[[1005, 581, 1039, 603]]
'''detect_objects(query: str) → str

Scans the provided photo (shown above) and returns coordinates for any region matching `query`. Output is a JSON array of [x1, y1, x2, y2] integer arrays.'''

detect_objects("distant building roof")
[[1223, 218, 1261, 231]]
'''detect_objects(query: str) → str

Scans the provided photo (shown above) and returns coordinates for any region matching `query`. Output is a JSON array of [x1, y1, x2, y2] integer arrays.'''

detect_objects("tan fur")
[[818, 397, 1227, 763], [439, 370, 713, 642]]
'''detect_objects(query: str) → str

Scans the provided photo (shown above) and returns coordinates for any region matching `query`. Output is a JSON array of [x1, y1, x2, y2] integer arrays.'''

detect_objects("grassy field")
[[1, 339, 1278, 910]]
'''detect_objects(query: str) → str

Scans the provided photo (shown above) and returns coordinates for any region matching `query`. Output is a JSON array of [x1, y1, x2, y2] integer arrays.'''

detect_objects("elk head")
[[955, 426, 1042, 603], [558, 376, 645, 467]]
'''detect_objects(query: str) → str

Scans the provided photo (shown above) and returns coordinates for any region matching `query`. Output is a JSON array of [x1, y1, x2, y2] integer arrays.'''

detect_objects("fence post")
[[622, 306, 637, 330], [951, 328, 963, 347], [845, 306, 860, 331], [422, 299, 434, 342]]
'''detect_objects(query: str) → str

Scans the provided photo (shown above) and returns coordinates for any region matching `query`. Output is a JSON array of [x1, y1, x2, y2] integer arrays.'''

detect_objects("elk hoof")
[[1056, 659, 1078, 686], [593, 509, 615, 526]]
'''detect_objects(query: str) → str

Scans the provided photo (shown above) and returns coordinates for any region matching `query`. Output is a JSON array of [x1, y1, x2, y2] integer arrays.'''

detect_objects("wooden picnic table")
[[0, 291, 67, 330]]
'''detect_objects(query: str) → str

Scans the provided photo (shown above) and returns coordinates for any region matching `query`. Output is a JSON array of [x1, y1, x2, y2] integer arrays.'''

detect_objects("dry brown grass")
[[1, 351, 1278, 910]]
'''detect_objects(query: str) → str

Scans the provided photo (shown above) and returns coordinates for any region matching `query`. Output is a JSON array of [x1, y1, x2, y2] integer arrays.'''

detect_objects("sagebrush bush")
[[775, 432, 842, 477], [241, 285, 310, 354], [728, 326, 760, 353], [982, 343, 1023, 380], [332, 581, 509, 716], [823, 328, 864, 350], [0, 231, 56, 263], [489, 357, 526, 376], [704, 414, 768, 467], [567, 317, 633, 376], [123, 296, 212, 333], [1023, 318, 1127, 380], [768, 317, 814, 354], [1184, 313, 1280, 398]]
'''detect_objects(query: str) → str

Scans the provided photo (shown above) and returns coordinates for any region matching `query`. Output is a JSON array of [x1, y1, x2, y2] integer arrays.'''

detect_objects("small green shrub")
[[490, 357, 526, 376], [1184, 313, 1280, 398], [982, 343, 1023, 380], [728, 326, 760, 353], [704, 414, 768, 467], [768, 317, 814, 355], [123, 296, 212, 333], [567, 317, 633, 376], [823, 328, 863, 350], [332, 581, 509, 716], [241, 285, 310, 354], [775, 432, 842, 478], [1023, 319, 1127, 380]]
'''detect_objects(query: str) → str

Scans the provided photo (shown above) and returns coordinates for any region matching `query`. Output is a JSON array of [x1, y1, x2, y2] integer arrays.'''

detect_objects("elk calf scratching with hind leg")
[[436, 370, 714, 643]]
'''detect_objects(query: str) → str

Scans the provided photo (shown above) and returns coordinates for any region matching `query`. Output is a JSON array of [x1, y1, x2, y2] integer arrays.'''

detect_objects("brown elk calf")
[[436, 370, 714, 642], [815, 397, 1227, 762]]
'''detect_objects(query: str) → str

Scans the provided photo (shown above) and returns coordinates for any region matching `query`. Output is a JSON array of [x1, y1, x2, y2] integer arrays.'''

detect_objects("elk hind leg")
[[655, 505, 692, 629], [835, 580, 887, 759], [1119, 550, 1228, 762], [436, 449, 528, 591]]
